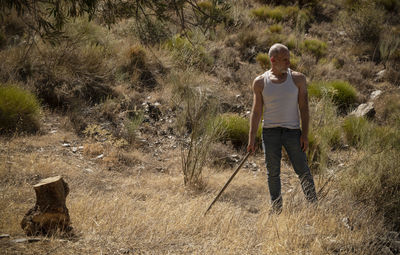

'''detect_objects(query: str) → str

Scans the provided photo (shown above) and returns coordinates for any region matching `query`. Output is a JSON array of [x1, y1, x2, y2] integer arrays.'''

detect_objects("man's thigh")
[[282, 129, 309, 175], [262, 128, 283, 171]]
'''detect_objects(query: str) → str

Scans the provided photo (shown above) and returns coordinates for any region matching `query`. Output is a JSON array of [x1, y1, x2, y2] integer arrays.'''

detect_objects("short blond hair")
[[268, 43, 289, 58]]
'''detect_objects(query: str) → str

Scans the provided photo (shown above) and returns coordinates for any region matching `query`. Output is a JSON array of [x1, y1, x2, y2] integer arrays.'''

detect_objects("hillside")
[[1, 0, 400, 254]]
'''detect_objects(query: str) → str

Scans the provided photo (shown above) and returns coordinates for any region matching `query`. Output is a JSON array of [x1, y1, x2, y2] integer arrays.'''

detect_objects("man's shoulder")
[[253, 73, 266, 91], [291, 70, 306, 85], [291, 70, 306, 79]]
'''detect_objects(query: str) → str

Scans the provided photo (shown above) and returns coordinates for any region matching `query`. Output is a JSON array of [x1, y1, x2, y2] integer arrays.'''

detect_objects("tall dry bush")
[[170, 71, 224, 188], [339, 0, 384, 59], [341, 147, 400, 231], [1, 18, 116, 109]]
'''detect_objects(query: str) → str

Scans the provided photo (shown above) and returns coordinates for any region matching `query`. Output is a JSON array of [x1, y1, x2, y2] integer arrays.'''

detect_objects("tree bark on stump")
[[21, 176, 72, 236]]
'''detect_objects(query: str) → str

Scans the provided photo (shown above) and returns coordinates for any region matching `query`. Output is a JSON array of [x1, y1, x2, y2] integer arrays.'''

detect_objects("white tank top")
[[262, 69, 300, 129]]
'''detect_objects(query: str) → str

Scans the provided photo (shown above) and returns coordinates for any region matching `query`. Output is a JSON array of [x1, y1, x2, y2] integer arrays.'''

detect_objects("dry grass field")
[[0, 114, 388, 254]]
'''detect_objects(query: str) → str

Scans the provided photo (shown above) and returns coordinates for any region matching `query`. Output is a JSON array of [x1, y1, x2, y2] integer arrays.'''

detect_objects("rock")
[[342, 217, 353, 230], [351, 101, 375, 118], [12, 238, 41, 243], [375, 70, 386, 82], [370, 90, 382, 100], [21, 176, 72, 236], [0, 234, 10, 239]]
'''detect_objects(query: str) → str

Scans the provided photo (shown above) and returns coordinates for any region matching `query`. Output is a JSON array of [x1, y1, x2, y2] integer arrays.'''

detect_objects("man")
[[247, 43, 317, 213]]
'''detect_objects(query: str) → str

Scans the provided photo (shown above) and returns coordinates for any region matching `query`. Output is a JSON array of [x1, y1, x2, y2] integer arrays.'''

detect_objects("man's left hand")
[[300, 134, 309, 152]]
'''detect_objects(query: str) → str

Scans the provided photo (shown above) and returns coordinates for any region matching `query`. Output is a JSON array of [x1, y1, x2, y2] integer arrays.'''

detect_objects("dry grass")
[[0, 125, 388, 254]]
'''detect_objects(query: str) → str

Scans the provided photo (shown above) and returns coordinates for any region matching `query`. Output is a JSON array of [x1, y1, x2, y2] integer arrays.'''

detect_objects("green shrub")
[[252, 6, 283, 22], [256, 53, 271, 70], [0, 84, 41, 134], [286, 35, 297, 50], [321, 125, 343, 149], [289, 52, 300, 70], [342, 116, 370, 147], [308, 80, 358, 111], [164, 34, 213, 70], [251, 5, 299, 22], [218, 113, 262, 148], [330, 80, 358, 110], [301, 38, 327, 59], [371, 125, 400, 151], [269, 24, 283, 33]]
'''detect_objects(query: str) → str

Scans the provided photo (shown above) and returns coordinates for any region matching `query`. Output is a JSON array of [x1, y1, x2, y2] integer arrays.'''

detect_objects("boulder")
[[351, 101, 375, 118]]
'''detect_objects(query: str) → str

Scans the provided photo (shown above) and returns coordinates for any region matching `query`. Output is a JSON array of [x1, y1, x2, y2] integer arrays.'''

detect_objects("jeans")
[[262, 127, 317, 210]]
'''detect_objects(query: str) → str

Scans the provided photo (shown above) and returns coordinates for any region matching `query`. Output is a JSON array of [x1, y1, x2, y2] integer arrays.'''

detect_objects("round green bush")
[[308, 80, 358, 112], [0, 84, 41, 134], [217, 113, 262, 148], [301, 38, 327, 58]]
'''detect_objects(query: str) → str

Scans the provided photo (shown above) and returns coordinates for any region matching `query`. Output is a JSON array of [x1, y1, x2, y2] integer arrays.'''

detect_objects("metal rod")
[[204, 151, 251, 216]]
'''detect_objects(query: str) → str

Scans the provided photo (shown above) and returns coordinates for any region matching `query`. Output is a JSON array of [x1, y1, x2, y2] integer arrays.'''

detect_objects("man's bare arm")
[[293, 72, 309, 151], [247, 77, 264, 153]]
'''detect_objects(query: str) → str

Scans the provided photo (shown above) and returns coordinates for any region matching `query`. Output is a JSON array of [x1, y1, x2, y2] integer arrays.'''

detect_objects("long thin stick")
[[204, 152, 251, 215]]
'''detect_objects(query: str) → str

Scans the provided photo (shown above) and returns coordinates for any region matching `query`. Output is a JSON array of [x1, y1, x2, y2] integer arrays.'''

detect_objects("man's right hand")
[[247, 142, 256, 153]]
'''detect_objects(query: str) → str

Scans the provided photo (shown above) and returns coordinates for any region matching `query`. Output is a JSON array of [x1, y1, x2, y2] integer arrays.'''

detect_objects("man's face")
[[271, 50, 290, 73]]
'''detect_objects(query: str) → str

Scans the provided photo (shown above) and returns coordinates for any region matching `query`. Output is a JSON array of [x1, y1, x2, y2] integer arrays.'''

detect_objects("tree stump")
[[21, 176, 72, 236]]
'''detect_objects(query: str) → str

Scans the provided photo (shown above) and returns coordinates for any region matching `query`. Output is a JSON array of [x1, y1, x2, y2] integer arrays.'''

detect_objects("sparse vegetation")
[[0, 0, 400, 253], [342, 116, 370, 147]]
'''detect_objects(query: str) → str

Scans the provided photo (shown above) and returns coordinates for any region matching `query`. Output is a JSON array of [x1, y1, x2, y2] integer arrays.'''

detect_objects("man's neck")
[[270, 67, 287, 79]]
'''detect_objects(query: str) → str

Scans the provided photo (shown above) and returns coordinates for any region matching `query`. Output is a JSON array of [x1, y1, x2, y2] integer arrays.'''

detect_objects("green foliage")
[[308, 80, 358, 111], [269, 24, 283, 33], [217, 113, 262, 148], [289, 52, 300, 70], [0, 84, 41, 134], [301, 38, 327, 59], [251, 5, 300, 22], [342, 116, 370, 147], [164, 34, 213, 70], [256, 53, 271, 70]]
